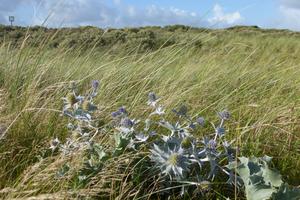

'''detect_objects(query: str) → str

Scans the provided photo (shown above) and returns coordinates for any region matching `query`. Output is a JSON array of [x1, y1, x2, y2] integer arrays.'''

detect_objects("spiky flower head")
[[50, 137, 60, 151], [173, 105, 188, 117], [150, 144, 190, 180], [196, 117, 205, 126], [148, 92, 157, 102], [121, 117, 134, 128], [218, 110, 230, 120], [112, 107, 128, 118], [207, 139, 217, 150], [147, 92, 159, 107], [91, 80, 100, 90], [135, 133, 149, 142], [111, 111, 120, 118], [118, 107, 127, 114], [69, 81, 76, 90], [216, 126, 226, 136]]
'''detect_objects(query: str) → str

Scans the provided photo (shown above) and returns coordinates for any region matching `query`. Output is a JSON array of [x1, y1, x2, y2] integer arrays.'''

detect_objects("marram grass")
[[0, 26, 300, 199]]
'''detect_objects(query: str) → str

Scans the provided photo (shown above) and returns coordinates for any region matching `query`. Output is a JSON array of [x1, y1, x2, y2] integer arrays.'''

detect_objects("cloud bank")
[[0, 0, 243, 28]]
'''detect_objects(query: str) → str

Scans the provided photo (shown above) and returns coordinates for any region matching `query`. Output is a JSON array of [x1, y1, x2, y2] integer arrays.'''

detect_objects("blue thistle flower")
[[111, 111, 121, 118], [148, 92, 157, 102], [218, 110, 230, 120], [118, 107, 127, 115], [216, 127, 226, 136], [173, 105, 188, 117], [147, 92, 159, 107], [92, 80, 100, 90], [150, 144, 190, 180], [196, 117, 205, 126], [121, 117, 134, 128], [111, 107, 128, 118]]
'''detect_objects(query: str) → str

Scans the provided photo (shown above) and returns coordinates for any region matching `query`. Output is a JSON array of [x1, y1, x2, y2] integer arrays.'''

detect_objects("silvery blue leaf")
[[67, 123, 75, 130], [135, 133, 149, 142], [149, 131, 157, 137], [189, 123, 196, 129], [150, 106, 165, 116], [144, 119, 151, 131]]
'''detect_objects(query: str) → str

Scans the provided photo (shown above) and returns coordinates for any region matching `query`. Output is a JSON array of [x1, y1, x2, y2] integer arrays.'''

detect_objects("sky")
[[0, 0, 300, 31]]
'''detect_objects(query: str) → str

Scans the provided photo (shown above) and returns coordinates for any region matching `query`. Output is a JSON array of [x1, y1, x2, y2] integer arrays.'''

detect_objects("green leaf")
[[273, 183, 300, 200], [234, 156, 289, 200], [246, 185, 275, 200], [93, 143, 108, 161], [57, 163, 70, 177], [261, 165, 282, 187], [113, 133, 130, 156]]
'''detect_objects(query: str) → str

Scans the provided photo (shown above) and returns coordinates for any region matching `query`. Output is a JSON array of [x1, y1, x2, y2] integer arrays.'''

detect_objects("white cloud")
[[31, 0, 116, 27], [280, 0, 300, 9], [278, 0, 300, 30], [135, 5, 204, 27], [208, 4, 242, 26], [43, 2, 205, 27]]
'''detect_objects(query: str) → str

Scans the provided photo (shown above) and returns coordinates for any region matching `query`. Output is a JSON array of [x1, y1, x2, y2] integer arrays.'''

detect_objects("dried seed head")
[[82, 100, 90, 111], [66, 93, 77, 105], [69, 81, 76, 90]]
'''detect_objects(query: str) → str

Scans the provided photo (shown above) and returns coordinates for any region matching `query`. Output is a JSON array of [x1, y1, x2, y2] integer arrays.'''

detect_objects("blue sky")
[[0, 0, 300, 31]]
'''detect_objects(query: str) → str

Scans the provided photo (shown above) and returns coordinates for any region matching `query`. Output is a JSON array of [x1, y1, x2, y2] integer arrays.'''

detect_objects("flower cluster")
[[50, 80, 100, 156], [49, 80, 240, 196], [146, 95, 238, 187]]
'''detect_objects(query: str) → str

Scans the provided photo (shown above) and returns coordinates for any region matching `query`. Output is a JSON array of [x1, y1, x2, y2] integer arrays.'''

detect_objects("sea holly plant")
[[55, 80, 100, 155], [48, 80, 300, 199], [227, 156, 300, 200]]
